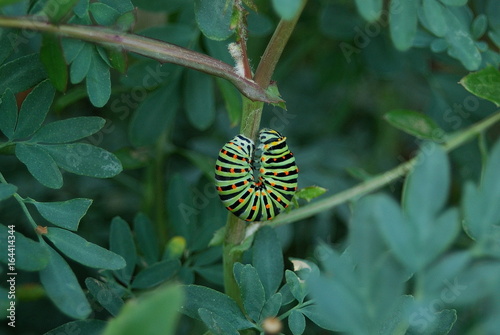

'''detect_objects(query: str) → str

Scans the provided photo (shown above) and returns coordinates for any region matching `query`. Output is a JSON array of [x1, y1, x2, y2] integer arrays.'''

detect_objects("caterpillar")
[[215, 129, 298, 221]]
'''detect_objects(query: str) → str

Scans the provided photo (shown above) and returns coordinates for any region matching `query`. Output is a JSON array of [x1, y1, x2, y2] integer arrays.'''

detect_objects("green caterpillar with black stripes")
[[215, 129, 298, 221]]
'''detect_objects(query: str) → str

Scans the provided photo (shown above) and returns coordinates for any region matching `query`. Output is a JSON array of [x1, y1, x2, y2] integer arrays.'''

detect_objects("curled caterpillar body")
[[215, 129, 298, 221]]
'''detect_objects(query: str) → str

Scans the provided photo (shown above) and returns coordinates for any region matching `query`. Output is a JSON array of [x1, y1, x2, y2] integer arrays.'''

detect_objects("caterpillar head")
[[258, 129, 286, 150]]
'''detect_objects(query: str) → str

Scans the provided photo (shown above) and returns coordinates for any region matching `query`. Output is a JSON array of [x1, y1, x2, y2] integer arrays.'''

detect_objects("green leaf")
[[73, 0, 89, 17], [180, 285, 254, 330], [0, 88, 17, 140], [354, 0, 382, 22], [13, 80, 55, 140], [272, 0, 303, 20], [45, 227, 126, 270], [129, 83, 179, 146], [110, 217, 137, 285], [184, 69, 215, 131], [42, 0, 80, 23], [300, 305, 337, 331], [471, 14, 487, 39], [289, 310, 306, 335], [460, 66, 500, 107], [260, 293, 282, 319], [389, 0, 418, 51], [444, 8, 481, 70], [294, 186, 327, 202], [462, 139, 500, 240], [403, 143, 449, 223], [89, 2, 121, 25], [0, 53, 47, 95], [0, 225, 50, 271], [86, 52, 111, 107], [195, 0, 235, 41], [39, 245, 91, 319], [215, 78, 241, 126], [103, 284, 183, 335], [285, 270, 306, 303], [40, 34, 68, 91], [70, 43, 93, 84], [439, 0, 467, 5], [43, 143, 123, 178], [15, 144, 63, 189], [198, 308, 240, 335], [30, 117, 105, 144], [131, 259, 181, 289], [421, 0, 448, 37], [44, 320, 108, 335], [238, 264, 266, 322], [0, 183, 17, 201], [85, 278, 124, 316], [252, 226, 284, 298], [384, 109, 446, 142], [134, 213, 160, 264], [29, 198, 92, 230]]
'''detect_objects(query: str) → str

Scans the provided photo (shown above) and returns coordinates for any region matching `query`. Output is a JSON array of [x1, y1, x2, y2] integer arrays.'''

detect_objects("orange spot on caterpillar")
[[232, 184, 237, 189], [230, 168, 235, 173], [265, 204, 271, 208], [261, 157, 265, 162], [217, 187, 222, 191], [243, 180, 248, 185], [273, 172, 278, 176], [270, 182, 276, 187], [285, 171, 289, 175], [217, 166, 222, 171], [241, 169, 245, 173], [238, 198, 244, 203], [277, 197, 282, 202], [233, 154, 238, 159], [283, 186, 288, 190], [252, 206, 257, 210], [260, 168, 265, 173]]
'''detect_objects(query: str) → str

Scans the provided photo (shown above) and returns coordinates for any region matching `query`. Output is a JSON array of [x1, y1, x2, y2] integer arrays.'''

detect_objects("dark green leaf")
[[354, 0, 382, 22], [43, 143, 123, 178], [238, 264, 265, 322], [288, 310, 306, 335], [215, 78, 241, 126], [0, 28, 15, 64], [129, 83, 179, 146], [300, 305, 338, 331], [42, 0, 80, 23], [444, 8, 481, 70], [29, 198, 92, 230], [389, 0, 418, 51], [0, 88, 17, 139], [134, 213, 160, 264], [184, 69, 215, 131], [39, 245, 91, 319], [460, 66, 500, 107], [15, 144, 63, 189], [0, 53, 47, 94], [180, 285, 254, 330], [85, 278, 124, 316], [421, 0, 448, 37], [195, 0, 234, 41], [70, 43, 93, 84], [100, 0, 134, 13], [86, 52, 111, 107], [403, 144, 449, 224], [260, 293, 282, 319], [90, 2, 121, 25], [106, 47, 127, 73], [471, 14, 487, 39], [30, 117, 105, 144], [198, 308, 240, 335], [73, 0, 89, 17], [110, 217, 137, 285], [131, 259, 181, 289], [0, 183, 16, 201], [40, 34, 68, 91], [253, 226, 284, 298], [45, 227, 126, 270], [294, 186, 327, 202], [0, 225, 50, 271], [103, 284, 183, 335], [44, 320, 108, 335], [272, 0, 302, 20], [13, 80, 55, 140], [384, 109, 446, 142], [408, 309, 457, 334], [285, 270, 306, 304]]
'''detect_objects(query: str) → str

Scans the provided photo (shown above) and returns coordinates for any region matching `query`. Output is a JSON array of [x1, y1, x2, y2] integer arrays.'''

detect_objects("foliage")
[[0, 0, 499, 335]]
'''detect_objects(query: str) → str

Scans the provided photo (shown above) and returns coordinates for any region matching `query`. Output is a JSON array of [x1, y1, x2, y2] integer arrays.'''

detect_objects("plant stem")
[[221, 2, 308, 307], [0, 15, 277, 103], [270, 111, 500, 227]]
